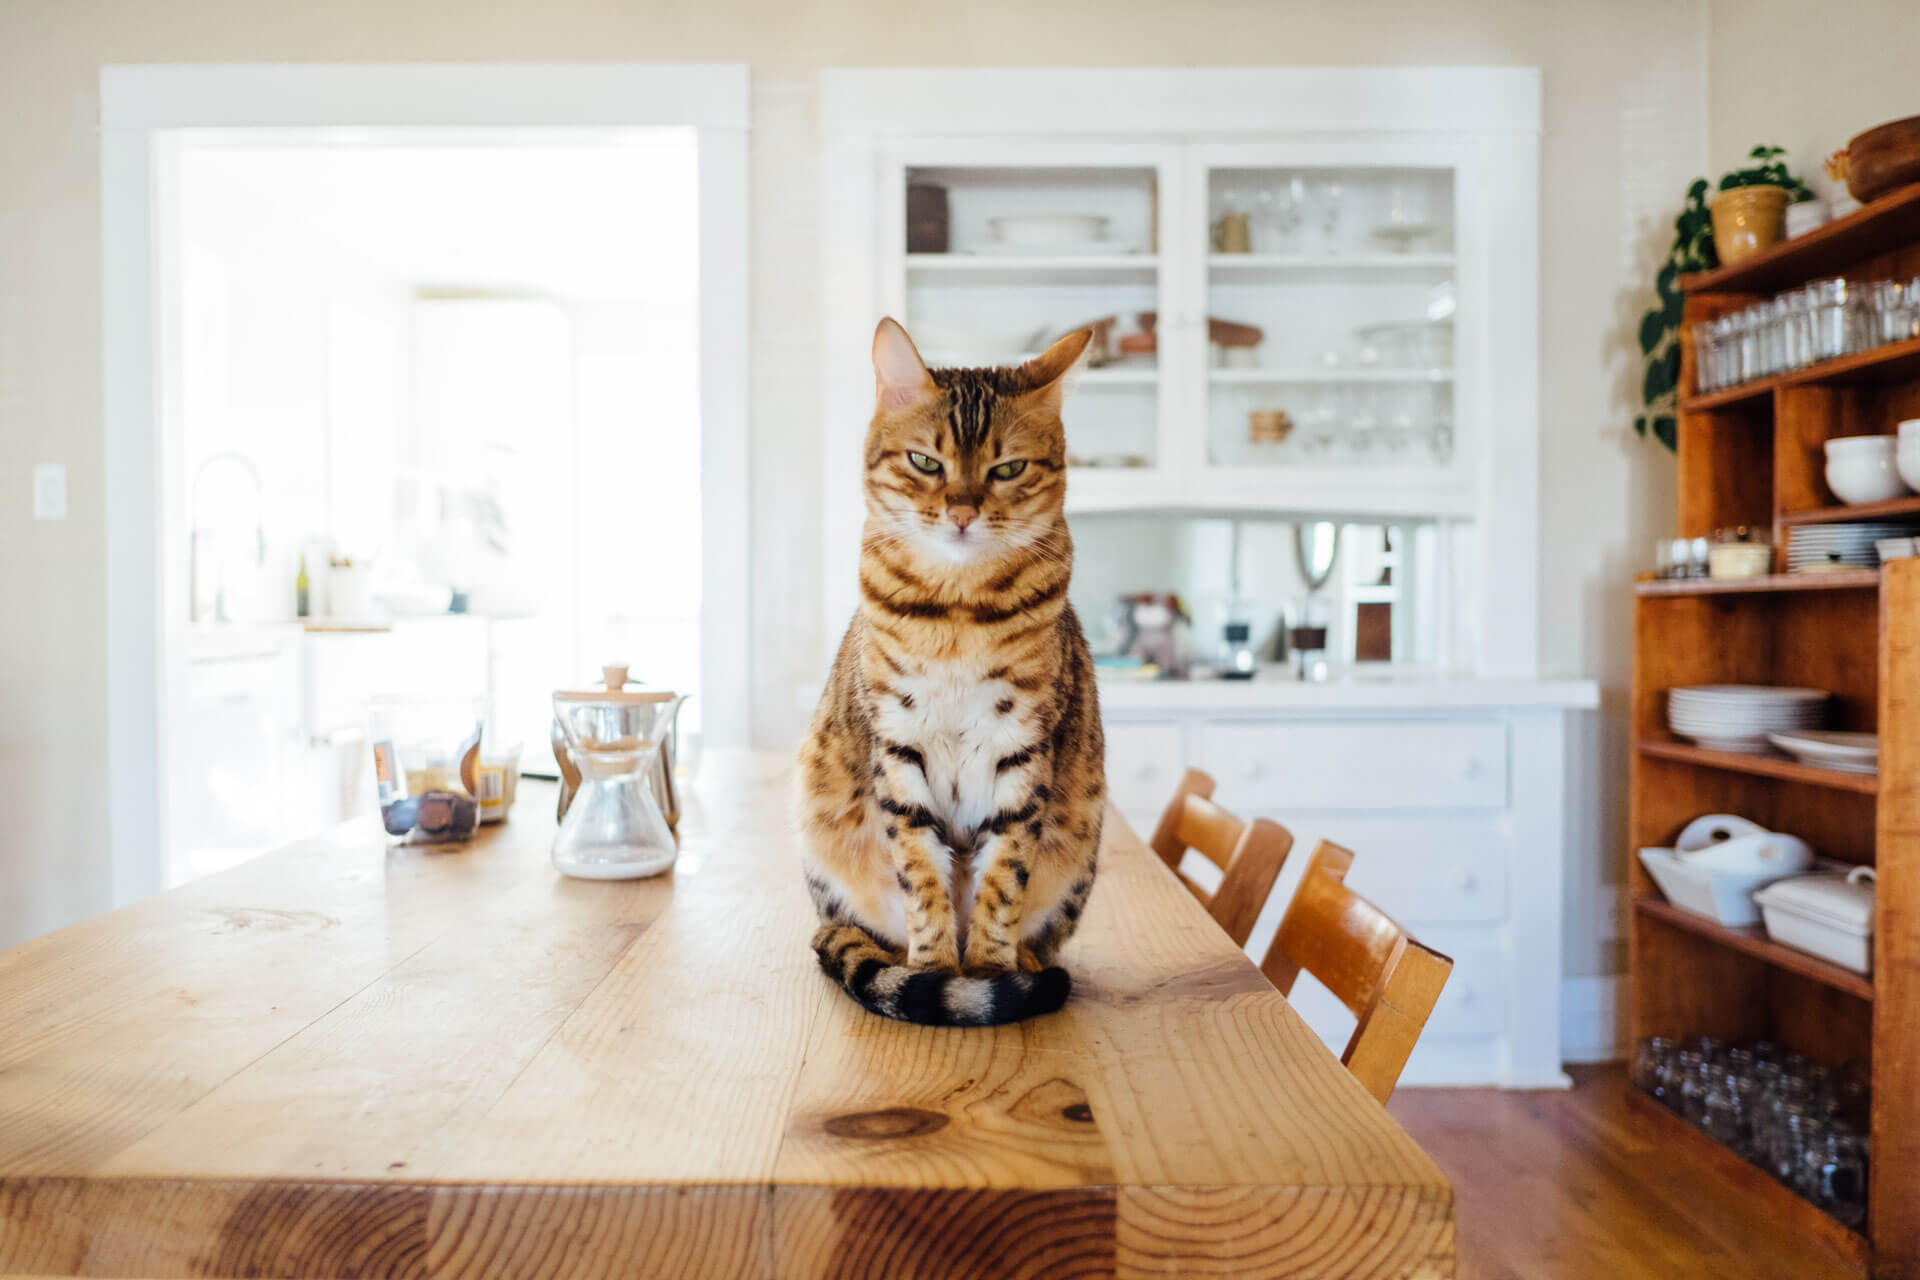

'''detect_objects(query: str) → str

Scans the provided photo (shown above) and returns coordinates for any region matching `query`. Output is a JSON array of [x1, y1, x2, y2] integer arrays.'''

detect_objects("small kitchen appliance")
[[550, 689, 685, 880]]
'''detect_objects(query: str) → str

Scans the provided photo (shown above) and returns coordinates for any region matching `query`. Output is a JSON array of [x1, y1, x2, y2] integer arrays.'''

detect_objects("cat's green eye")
[[907, 452, 942, 475], [989, 459, 1027, 481]]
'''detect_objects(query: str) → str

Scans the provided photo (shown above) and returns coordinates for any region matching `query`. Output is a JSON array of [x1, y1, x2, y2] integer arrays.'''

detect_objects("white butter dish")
[[1754, 868, 1876, 975]]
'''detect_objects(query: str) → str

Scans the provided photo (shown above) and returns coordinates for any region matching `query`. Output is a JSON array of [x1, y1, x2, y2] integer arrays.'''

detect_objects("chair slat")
[[1260, 840, 1454, 1104], [1146, 769, 1294, 948]]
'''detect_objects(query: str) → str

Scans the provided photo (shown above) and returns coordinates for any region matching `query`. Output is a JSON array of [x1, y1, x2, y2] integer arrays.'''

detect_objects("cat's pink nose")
[[948, 505, 979, 532]]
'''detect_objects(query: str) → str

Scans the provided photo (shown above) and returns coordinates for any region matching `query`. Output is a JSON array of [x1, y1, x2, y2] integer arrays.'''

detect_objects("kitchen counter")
[[1096, 671, 1599, 711], [0, 752, 1453, 1279]]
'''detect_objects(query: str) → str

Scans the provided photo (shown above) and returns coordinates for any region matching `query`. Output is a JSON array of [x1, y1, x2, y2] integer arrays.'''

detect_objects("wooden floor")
[[1390, 1065, 1860, 1280]]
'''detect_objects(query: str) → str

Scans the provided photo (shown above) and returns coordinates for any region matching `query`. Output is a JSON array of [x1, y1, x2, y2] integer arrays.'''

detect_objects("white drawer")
[[1424, 939, 1506, 1036], [1200, 719, 1508, 812], [1287, 936, 1505, 1043], [1102, 720, 1185, 823], [1276, 817, 1508, 925]]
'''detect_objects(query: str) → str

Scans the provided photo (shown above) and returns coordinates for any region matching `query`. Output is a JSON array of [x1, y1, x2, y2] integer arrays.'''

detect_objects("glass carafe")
[[551, 691, 679, 880]]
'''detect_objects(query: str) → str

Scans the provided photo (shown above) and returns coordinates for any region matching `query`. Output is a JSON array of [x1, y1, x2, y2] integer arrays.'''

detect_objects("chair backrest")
[[1261, 840, 1454, 1104], [1147, 769, 1294, 947]]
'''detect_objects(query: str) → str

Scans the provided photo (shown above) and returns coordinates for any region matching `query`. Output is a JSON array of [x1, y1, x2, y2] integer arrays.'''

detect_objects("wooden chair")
[[1260, 839, 1454, 1104], [1147, 769, 1294, 947]]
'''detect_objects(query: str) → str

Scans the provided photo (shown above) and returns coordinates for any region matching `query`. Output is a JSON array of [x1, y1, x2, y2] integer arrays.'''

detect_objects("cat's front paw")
[[906, 941, 961, 972], [960, 940, 1017, 976]]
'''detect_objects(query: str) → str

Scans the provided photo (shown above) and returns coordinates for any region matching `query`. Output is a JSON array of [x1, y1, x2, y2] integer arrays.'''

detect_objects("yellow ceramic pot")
[[1710, 185, 1790, 265]]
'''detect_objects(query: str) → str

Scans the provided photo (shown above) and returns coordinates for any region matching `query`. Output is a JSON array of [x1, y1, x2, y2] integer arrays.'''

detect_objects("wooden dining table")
[[0, 751, 1452, 1279]]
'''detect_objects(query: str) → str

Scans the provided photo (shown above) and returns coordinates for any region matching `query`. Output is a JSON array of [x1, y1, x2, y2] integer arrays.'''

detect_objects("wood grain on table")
[[0, 753, 1452, 1279]]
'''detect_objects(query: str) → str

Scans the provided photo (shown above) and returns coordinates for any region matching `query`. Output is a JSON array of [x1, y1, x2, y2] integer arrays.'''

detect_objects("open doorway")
[[103, 67, 748, 894]]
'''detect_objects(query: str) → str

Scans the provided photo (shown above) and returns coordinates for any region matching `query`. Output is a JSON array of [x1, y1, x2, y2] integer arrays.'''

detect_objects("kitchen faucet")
[[188, 451, 265, 624]]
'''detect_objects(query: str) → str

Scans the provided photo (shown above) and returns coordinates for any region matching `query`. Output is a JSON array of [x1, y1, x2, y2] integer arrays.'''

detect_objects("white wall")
[[1707, 0, 1917, 203], [1, 0, 1708, 968]]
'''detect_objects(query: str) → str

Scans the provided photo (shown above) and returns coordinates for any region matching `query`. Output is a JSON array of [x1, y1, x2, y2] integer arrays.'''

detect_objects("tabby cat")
[[796, 318, 1106, 1026]]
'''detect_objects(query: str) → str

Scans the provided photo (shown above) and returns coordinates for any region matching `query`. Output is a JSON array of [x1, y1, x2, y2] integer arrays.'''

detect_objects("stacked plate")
[[1787, 522, 1908, 572], [1668, 685, 1829, 754], [1766, 730, 1878, 775]]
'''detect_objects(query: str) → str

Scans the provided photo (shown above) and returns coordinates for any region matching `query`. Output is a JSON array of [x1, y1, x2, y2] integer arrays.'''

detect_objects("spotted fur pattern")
[[796, 320, 1105, 1026]]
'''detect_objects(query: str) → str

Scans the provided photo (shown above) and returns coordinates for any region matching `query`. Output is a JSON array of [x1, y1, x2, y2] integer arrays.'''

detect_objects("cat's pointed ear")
[[1013, 328, 1093, 416], [873, 317, 935, 413]]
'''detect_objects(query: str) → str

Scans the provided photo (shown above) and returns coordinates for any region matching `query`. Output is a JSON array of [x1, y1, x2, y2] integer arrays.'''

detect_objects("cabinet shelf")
[[1636, 738, 1878, 795], [1634, 897, 1873, 1002], [1207, 252, 1454, 272], [1680, 335, 1920, 412], [1625, 1091, 1870, 1271], [1781, 497, 1920, 527], [906, 253, 1156, 284], [1679, 182, 1920, 296], [1208, 368, 1451, 385], [1634, 569, 1879, 596]]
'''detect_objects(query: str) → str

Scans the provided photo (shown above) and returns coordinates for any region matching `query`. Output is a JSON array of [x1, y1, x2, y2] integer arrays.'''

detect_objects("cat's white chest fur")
[[874, 658, 1030, 848]]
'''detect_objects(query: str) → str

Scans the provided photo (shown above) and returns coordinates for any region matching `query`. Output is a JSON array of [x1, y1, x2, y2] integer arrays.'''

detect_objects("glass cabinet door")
[[881, 143, 1177, 500], [1189, 143, 1477, 515]]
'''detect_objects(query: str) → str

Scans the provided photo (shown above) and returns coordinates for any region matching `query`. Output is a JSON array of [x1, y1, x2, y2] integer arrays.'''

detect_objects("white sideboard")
[[1101, 676, 1596, 1088]]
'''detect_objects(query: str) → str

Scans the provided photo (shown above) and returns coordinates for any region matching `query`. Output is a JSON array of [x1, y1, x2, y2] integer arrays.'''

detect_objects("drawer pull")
[[1449, 869, 1478, 892]]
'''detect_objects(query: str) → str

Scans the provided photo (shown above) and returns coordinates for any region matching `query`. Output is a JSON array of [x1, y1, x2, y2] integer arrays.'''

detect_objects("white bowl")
[[1898, 418, 1920, 445], [1826, 451, 1911, 504], [1826, 434, 1896, 454], [1898, 449, 1920, 493]]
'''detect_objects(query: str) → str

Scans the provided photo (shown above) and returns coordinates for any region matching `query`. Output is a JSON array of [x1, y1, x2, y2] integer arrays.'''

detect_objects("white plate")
[[1766, 730, 1878, 774], [1670, 685, 1828, 702], [985, 213, 1110, 248]]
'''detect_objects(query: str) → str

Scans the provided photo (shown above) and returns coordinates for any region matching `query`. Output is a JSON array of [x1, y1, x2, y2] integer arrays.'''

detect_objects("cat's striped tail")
[[811, 923, 1070, 1026]]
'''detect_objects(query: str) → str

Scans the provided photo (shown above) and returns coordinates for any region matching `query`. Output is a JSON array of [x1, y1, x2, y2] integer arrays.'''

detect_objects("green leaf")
[[1644, 354, 1676, 403], [1653, 414, 1678, 452], [1639, 310, 1667, 355]]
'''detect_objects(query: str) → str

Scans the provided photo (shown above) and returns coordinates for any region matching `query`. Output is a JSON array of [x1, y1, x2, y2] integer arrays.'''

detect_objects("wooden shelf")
[[1781, 496, 1920, 526], [1680, 335, 1920, 412], [905, 253, 1156, 285], [1635, 570, 1879, 596], [1625, 1090, 1870, 1272], [1634, 897, 1874, 1002], [1636, 738, 1879, 794], [1680, 182, 1920, 296]]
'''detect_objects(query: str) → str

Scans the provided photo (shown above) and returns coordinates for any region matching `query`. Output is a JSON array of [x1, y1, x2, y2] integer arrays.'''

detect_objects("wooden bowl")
[[1847, 115, 1920, 203]]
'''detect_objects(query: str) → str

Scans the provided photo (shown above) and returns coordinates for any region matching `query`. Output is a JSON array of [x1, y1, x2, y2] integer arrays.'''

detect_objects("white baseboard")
[[1561, 974, 1626, 1064]]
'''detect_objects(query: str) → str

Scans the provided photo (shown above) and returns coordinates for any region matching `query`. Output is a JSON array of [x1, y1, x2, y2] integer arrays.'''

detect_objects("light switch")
[[33, 463, 68, 521]]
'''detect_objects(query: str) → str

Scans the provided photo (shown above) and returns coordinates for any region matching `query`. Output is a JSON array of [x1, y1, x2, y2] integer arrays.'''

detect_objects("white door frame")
[[101, 64, 751, 906]]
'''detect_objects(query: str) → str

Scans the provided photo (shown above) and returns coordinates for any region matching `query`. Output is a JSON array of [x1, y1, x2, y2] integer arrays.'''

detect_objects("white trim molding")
[[1563, 975, 1628, 1065], [101, 63, 751, 910]]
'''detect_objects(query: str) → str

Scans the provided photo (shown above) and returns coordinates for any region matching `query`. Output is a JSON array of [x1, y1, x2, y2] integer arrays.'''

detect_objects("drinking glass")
[[1633, 1037, 1676, 1101], [1307, 177, 1345, 255], [1678, 1050, 1714, 1126], [1768, 1101, 1816, 1189], [1864, 280, 1908, 347], [1703, 1071, 1751, 1156], [1811, 278, 1854, 362], [1803, 1123, 1869, 1227], [1764, 297, 1790, 375]]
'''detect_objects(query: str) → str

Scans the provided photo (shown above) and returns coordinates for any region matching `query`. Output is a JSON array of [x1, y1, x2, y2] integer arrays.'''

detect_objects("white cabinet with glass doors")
[[823, 68, 1541, 678]]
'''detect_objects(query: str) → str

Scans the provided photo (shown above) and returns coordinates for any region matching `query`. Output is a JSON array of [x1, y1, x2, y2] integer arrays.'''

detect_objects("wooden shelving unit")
[[1633, 181, 1920, 1278]]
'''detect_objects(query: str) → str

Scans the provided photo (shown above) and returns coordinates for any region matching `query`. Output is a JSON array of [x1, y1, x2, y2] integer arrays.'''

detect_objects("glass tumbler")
[[1864, 280, 1908, 347], [1803, 1123, 1869, 1227], [1678, 1050, 1714, 1126], [1811, 278, 1854, 362], [1633, 1037, 1676, 1101]]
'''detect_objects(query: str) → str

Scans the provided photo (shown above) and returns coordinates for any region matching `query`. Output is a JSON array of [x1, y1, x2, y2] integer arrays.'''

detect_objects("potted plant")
[[1634, 179, 1716, 450], [1711, 145, 1815, 265]]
